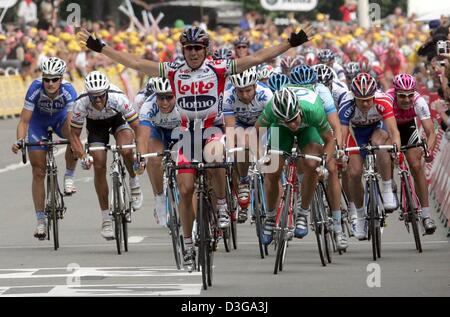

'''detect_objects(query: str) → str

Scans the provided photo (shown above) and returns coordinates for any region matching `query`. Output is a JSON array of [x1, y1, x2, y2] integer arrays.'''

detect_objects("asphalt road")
[[0, 118, 449, 297]]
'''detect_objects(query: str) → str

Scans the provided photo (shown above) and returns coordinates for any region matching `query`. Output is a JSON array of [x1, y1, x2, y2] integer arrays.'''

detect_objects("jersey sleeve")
[[375, 94, 395, 120], [316, 83, 337, 115], [70, 99, 87, 129], [139, 96, 158, 128], [310, 104, 331, 134], [117, 94, 138, 123], [414, 96, 431, 121], [23, 80, 42, 112], [62, 83, 78, 112], [338, 101, 354, 126], [223, 87, 236, 116]]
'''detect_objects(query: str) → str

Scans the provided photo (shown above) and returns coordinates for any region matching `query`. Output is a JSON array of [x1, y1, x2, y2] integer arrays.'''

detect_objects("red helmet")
[[351, 73, 377, 98]]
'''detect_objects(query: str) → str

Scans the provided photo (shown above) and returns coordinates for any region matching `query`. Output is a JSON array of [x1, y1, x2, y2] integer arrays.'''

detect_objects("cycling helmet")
[[151, 77, 172, 94], [351, 73, 377, 98], [313, 64, 334, 85], [304, 52, 317, 66], [230, 67, 258, 88], [393, 73, 416, 92], [145, 78, 154, 95], [257, 64, 274, 81], [344, 62, 361, 79], [272, 87, 300, 122], [85, 71, 110, 94], [358, 58, 371, 73], [233, 36, 250, 47], [318, 49, 335, 63], [267, 73, 290, 93], [40, 57, 66, 77], [280, 56, 303, 75], [180, 26, 209, 47], [290, 65, 317, 85], [212, 48, 233, 60]]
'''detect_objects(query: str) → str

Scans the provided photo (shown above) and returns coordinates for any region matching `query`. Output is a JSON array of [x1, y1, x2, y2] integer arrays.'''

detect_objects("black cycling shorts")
[[398, 120, 419, 146], [86, 114, 131, 145]]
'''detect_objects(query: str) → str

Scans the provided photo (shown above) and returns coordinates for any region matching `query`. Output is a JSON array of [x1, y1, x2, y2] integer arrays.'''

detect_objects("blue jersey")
[[24, 79, 77, 115], [288, 84, 336, 115], [223, 81, 273, 126]]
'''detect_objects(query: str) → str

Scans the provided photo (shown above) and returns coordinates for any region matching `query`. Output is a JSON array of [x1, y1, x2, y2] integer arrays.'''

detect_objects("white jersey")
[[332, 62, 347, 84], [133, 90, 149, 113], [71, 84, 138, 128], [223, 82, 273, 126], [139, 93, 181, 130], [331, 80, 353, 111]]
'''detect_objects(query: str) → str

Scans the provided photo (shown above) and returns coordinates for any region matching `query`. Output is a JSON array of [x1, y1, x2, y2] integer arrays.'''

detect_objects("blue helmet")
[[290, 65, 317, 85], [267, 73, 290, 93]]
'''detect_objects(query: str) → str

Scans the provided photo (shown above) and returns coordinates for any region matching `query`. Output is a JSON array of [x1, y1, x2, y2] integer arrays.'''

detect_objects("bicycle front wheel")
[[49, 173, 59, 250], [274, 185, 290, 274], [368, 177, 379, 261], [168, 189, 183, 269], [112, 173, 123, 255], [312, 188, 326, 267], [402, 174, 422, 253], [253, 176, 265, 259]]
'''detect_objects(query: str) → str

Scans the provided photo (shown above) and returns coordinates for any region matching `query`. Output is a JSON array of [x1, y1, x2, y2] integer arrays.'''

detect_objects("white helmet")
[[40, 57, 66, 77], [272, 87, 300, 122], [230, 67, 258, 88], [257, 64, 274, 80], [150, 77, 172, 94], [85, 71, 110, 94]]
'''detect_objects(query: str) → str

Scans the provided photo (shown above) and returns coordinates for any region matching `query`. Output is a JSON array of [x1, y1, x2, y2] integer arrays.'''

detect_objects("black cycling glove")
[[288, 29, 309, 47], [86, 35, 106, 53]]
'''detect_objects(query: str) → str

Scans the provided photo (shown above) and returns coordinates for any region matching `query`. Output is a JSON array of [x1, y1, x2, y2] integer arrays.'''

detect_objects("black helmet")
[[233, 36, 250, 47], [180, 26, 209, 47]]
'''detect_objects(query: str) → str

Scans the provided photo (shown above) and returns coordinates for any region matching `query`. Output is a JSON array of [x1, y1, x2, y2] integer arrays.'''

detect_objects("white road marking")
[[0, 267, 201, 279], [128, 236, 146, 243], [0, 283, 202, 296]]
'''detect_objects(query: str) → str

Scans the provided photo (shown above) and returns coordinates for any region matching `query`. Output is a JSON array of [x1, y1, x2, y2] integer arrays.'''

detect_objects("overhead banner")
[[260, 0, 318, 11]]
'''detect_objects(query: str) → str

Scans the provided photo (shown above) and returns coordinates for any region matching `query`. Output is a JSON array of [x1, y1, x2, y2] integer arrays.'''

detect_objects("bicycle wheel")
[[368, 178, 378, 261], [402, 174, 422, 253], [198, 191, 208, 290], [226, 175, 238, 250], [49, 173, 59, 250], [122, 214, 128, 252], [206, 196, 215, 287], [317, 184, 333, 263], [112, 173, 123, 255], [274, 186, 290, 274], [312, 188, 326, 267], [253, 176, 265, 259], [168, 189, 183, 269]]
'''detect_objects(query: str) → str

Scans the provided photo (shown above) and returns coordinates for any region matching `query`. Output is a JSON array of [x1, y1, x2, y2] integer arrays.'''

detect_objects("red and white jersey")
[[159, 59, 237, 129], [339, 91, 394, 127], [386, 88, 431, 125]]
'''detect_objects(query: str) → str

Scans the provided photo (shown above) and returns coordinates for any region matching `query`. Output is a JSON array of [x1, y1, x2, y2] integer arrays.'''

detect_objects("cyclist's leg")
[[405, 147, 436, 233], [371, 123, 397, 209], [58, 113, 77, 193], [235, 126, 254, 215]]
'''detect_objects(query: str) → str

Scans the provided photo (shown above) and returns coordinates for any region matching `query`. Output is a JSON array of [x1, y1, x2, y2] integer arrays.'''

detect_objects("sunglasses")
[[397, 92, 415, 98], [236, 45, 248, 49], [157, 94, 174, 101], [43, 77, 60, 83], [89, 92, 107, 101], [184, 45, 205, 52]]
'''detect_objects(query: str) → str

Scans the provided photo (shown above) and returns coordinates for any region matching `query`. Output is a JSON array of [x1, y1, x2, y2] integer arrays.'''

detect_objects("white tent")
[[409, 0, 450, 21]]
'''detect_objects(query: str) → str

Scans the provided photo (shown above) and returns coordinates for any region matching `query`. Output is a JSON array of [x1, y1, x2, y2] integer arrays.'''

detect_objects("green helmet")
[[272, 87, 300, 121]]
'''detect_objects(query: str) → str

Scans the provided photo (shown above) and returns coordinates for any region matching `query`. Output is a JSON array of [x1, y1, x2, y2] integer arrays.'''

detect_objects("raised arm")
[[235, 25, 314, 74], [77, 29, 160, 77]]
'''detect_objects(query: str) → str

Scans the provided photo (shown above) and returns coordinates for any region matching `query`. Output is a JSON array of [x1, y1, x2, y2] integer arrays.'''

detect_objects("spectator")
[[17, 0, 38, 26], [340, 0, 357, 23]]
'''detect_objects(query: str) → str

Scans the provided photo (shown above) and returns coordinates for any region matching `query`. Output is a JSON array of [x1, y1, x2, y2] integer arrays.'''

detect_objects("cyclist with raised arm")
[[77, 23, 314, 270], [11, 57, 78, 239], [135, 77, 181, 226], [69, 71, 142, 240], [339, 73, 401, 240], [223, 67, 273, 223], [255, 87, 336, 246], [386, 74, 437, 234], [289, 65, 348, 250]]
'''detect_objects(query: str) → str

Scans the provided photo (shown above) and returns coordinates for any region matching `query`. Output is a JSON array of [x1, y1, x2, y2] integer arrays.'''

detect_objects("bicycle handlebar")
[[20, 139, 70, 164], [140, 149, 178, 159], [87, 144, 136, 152], [268, 149, 323, 162], [174, 162, 229, 171], [345, 144, 396, 153]]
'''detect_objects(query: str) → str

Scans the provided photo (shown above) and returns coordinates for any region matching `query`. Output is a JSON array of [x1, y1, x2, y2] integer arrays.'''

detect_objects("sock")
[[421, 207, 431, 218], [239, 176, 250, 184], [297, 207, 310, 217], [382, 180, 392, 192], [266, 208, 277, 219], [36, 211, 45, 223], [101, 209, 111, 221], [217, 198, 226, 207], [356, 207, 366, 219], [332, 210, 342, 233], [130, 176, 139, 188], [184, 236, 193, 250], [64, 168, 75, 177], [349, 202, 357, 219]]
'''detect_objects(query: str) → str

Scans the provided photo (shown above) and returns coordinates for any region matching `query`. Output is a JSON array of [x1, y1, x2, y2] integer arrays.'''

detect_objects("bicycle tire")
[[318, 184, 333, 263], [368, 177, 378, 261], [168, 189, 183, 269], [223, 179, 232, 253], [198, 191, 208, 290], [312, 189, 326, 267], [112, 173, 122, 255], [49, 173, 59, 250], [226, 176, 238, 250], [402, 174, 422, 253], [206, 196, 215, 287], [122, 214, 128, 252], [253, 176, 265, 259], [274, 185, 290, 274]]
